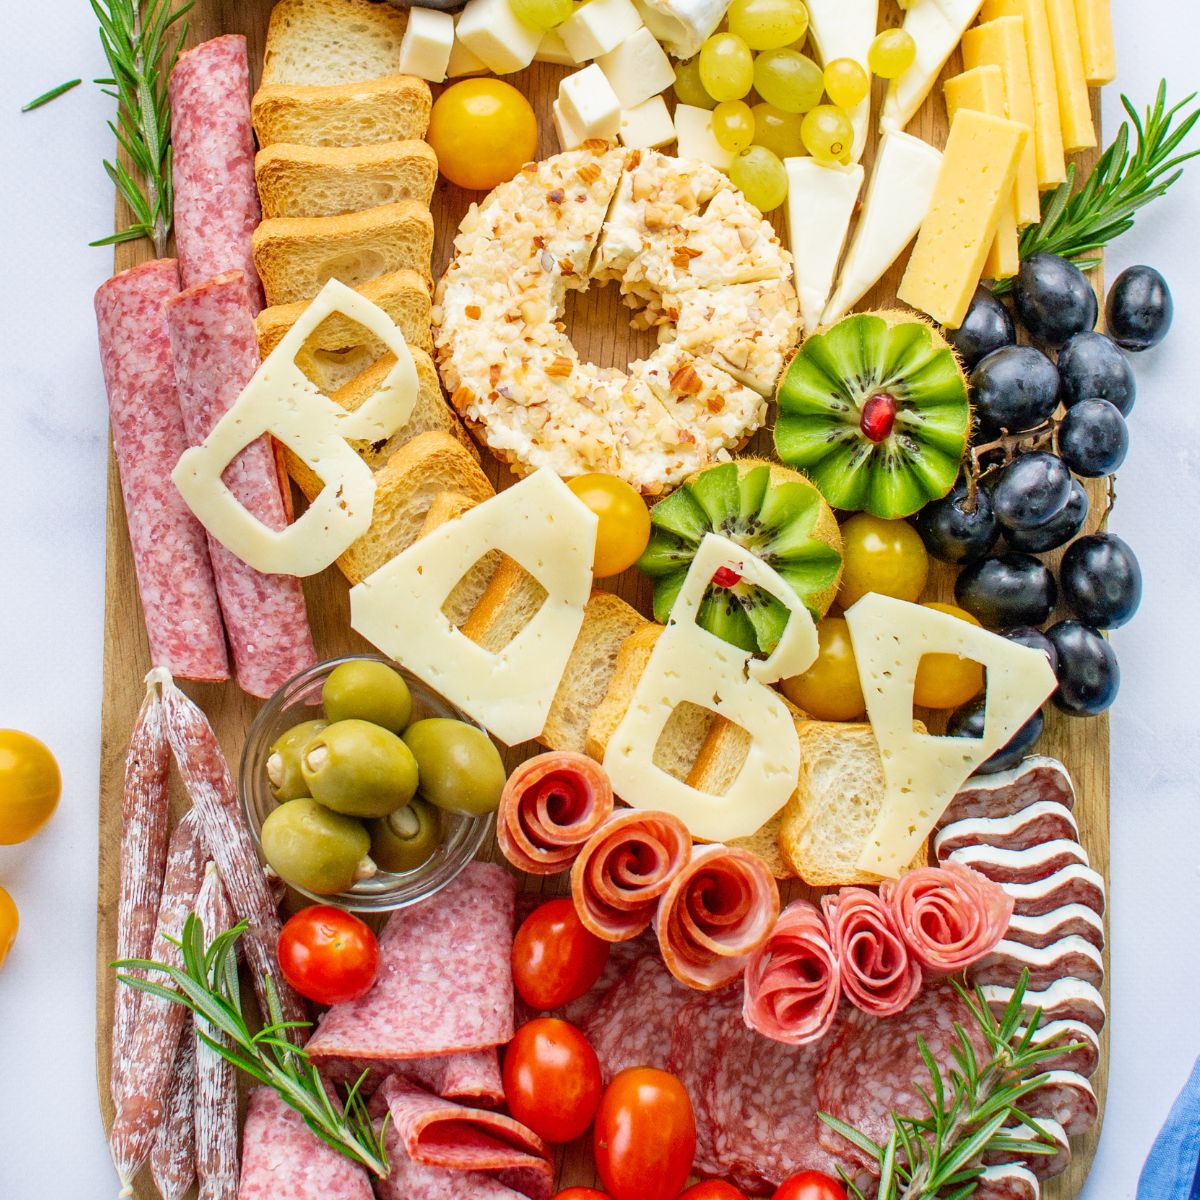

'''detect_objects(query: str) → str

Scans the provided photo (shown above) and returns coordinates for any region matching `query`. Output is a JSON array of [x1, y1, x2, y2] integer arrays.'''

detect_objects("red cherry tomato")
[[503, 1017, 603, 1143], [553, 1191, 610, 1199], [512, 898, 610, 1011], [594, 1067, 696, 1200], [277, 905, 379, 1005], [680, 1185, 749, 1199], [772, 1171, 848, 1200]]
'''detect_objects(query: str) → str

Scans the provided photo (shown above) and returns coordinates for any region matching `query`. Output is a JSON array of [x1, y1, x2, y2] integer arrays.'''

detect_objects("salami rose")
[[821, 887, 921, 1018]]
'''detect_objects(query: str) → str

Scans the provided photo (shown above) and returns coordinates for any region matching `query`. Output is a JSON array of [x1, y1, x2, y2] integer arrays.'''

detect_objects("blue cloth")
[[1139, 1055, 1200, 1199]]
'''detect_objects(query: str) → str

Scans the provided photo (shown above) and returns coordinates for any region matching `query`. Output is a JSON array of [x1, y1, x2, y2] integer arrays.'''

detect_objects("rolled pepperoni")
[[821, 887, 921, 1018], [881, 862, 1014, 976], [743, 898, 840, 1045], [570, 809, 692, 942], [165, 271, 316, 699], [654, 843, 780, 991], [497, 752, 614, 875], [94, 259, 228, 681]]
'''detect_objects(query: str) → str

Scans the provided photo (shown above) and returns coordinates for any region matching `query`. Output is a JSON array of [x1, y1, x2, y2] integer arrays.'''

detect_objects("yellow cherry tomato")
[[0, 886, 17, 970], [780, 616, 865, 721], [567, 474, 652, 578], [0, 730, 60, 845], [837, 513, 929, 610], [428, 79, 538, 192], [913, 603, 986, 710]]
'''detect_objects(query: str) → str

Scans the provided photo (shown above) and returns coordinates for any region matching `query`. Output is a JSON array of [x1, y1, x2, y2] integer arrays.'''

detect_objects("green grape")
[[752, 48, 824, 114], [868, 28, 917, 79], [509, 0, 573, 31], [824, 57, 869, 108], [751, 102, 805, 159], [712, 100, 756, 152], [699, 33, 755, 102], [729, 145, 789, 212], [727, 0, 809, 51], [675, 56, 718, 109], [801, 104, 854, 164]]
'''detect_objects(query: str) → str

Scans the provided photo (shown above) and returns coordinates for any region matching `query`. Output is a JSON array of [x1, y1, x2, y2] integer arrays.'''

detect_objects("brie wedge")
[[804, 0, 878, 162]]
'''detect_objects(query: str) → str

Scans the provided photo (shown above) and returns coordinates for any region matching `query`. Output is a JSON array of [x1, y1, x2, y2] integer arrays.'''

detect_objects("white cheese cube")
[[553, 98, 590, 150], [597, 27, 676, 109], [558, 64, 622, 140], [397, 8, 455, 83], [633, 0, 726, 59], [559, 0, 644, 62], [534, 28, 578, 65], [456, 0, 542, 75], [618, 94, 676, 148], [673, 103, 735, 169], [447, 16, 490, 77]]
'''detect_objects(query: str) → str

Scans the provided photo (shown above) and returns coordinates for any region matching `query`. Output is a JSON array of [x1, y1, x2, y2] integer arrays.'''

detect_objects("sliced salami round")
[[821, 887, 921, 1017], [939, 757, 1075, 826], [1021, 1019, 1101, 1077], [1005, 903, 1105, 952], [987, 1117, 1071, 1181], [971, 1163, 1040, 1200], [1002, 864, 1106, 919], [982, 978, 1106, 1032], [966, 934, 1105, 991], [934, 800, 1078, 858], [947, 840, 1089, 885], [1022, 1070, 1099, 1137]]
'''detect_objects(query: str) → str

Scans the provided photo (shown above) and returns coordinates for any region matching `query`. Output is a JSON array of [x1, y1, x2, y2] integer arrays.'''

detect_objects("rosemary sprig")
[[90, 0, 193, 255], [114, 914, 391, 1179], [819, 970, 1087, 1200], [994, 82, 1200, 293], [21, 79, 82, 112]]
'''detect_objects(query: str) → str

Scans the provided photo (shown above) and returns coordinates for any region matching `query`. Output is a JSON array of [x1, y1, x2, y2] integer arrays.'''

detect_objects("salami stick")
[[155, 669, 306, 1034], [194, 864, 240, 1200], [111, 680, 171, 1105], [149, 1034, 197, 1200], [110, 809, 207, 1195]]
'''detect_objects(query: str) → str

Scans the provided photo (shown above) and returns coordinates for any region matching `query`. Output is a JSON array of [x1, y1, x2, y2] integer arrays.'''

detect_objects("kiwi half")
[[773, 311, 970, 520], [636, 459, 843, 654]]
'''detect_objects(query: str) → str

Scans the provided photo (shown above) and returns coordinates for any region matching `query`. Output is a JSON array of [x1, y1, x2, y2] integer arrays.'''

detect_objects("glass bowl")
[[240, 654, 495, 913]]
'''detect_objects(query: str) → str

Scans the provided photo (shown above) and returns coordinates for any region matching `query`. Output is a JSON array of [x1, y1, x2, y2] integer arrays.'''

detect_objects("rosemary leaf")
[[22, 79, 82, 112]]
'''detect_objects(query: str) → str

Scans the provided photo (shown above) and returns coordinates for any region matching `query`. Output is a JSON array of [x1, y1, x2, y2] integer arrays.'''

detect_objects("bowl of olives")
[[240, 655, 505, 912]]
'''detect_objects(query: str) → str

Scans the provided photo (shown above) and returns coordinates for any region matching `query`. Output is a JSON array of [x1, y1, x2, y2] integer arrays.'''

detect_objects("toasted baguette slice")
[[461, 556, 547, 653], [779, 721, 929, 887], [252, 77, 432, 148], [256, 141, 439, 218], [252, 202, 435, 307], [417, 491, 499, 627], [262, 0, 408, 86]]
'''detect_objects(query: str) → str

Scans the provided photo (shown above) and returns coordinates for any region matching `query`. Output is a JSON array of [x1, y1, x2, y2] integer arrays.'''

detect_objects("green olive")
[[402, 718, 506, 816], [368, 798, 442, 873], [266, 719, 329, 802], [300, 719, 419, 818], [260, 798, 374, 895], [322, 660, 413, 733]]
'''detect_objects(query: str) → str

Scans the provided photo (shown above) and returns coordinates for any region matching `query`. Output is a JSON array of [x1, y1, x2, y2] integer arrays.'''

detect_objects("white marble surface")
[[1, 2, 1198, 1196]]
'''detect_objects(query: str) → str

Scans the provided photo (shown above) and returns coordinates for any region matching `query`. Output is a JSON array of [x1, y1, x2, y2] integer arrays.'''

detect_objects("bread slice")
[[256, 141, 439, 218], [417, 491, 499, 628], [779, 721, 930, 887], [262, 0, 408, 86], [252, 77, 432, 148], [461, 557, 548, 653], [252, 202, 435, 307]]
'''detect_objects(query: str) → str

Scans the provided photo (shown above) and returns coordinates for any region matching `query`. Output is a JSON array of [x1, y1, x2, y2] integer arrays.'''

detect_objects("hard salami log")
[[169, 35, 264, 308], [165, 271, 315, 699], [149, 1034, 196, 1200], [94, 260, 228, 681], [821, 886, 921, 1017]]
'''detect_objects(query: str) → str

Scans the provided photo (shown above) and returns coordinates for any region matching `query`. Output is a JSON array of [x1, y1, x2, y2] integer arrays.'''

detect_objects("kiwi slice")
[[773, 311, 970, 520], [636, 459, 843, 654]]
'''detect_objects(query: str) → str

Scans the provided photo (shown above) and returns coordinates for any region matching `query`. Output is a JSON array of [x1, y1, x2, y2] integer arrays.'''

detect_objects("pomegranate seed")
[[860, 392, 898, 442], [712, 565, 742, 588]]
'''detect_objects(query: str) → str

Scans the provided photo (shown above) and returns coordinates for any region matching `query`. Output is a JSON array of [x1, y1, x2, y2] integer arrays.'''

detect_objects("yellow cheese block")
[[962, 18, 1041, 226], [981, 0, 1066, 188], [944, 67, 1021, 281], [1074, 0, 1116, 86], [898, 108, 1028, 328], [1045, 0, 1096, 150]]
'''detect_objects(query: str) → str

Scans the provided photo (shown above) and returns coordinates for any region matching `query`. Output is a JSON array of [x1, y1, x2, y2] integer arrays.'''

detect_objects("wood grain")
[[94, 3, 1110, 1196]]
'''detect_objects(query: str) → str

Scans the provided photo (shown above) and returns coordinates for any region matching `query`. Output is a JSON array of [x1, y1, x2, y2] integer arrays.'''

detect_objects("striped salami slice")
[[939, 757, 1074, 826], [981, 978, 1107, 1032], [946, 840, 1089, 885], [1020, 1020, 1102, 1077], [966, 934, 1105, 991], [1004, 904, 1105, 952], [376, 1120, 532, 1200], [169, 36, 263, 308], [972, 1163, 1041, 1200], [986, 1117, 1071, 1181], [94, 260, 228, 681], [934, 801, 1079, 859], [821, 886, 921, 1018], [742, 898, 840, 1046], [1022, 1070, 1099, 1137], [165, 271, 316, 699], [497, 752, 614, 875], [1002, 864, 1106, 919]]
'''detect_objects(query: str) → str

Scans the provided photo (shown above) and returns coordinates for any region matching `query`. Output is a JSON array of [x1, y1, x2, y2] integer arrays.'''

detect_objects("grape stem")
[[962, 422, 1057, 512]]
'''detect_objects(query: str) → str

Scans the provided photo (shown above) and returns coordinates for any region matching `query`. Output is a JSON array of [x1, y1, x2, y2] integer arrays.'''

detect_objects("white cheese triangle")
[[804, 0, 879, 162]]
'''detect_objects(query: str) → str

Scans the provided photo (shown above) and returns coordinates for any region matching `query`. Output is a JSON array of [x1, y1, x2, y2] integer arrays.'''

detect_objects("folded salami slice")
[[571, 809, 691, 941], [307, 864, 516, 1066], [320, 1048, 506, 1106], [742, 898, 840, 1046], [939, 757, 1074, 827], [558, 930, 654, 1028], [169, 36, 263, 308], [1005, 903, 1105, 952], [947, 840, 1089, 885], [94, 260, 228, 681], [237, 1087, 373, 1199], [655, 844, 780, 991], [165, 271, 316, 698], [497, 752, 614, 875], [1020, 1019, 1101, 1077], [376, 1120, 532, 1200], [934, 801, 1079, 859], [882, 863, 1013, 976], [821, 887, 921, 1017], [967, 934, 1105, 991], [982, 977, 1106, 1032], [1022, 1070, 1099, 1137], [1002, 864, 1106, 919]]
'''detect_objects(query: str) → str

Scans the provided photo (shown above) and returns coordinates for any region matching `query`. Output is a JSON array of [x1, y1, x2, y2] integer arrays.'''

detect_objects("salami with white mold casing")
[[972, 1163, 1042, 1200], [1001, 863, 1107, 918], [821, 886, 921, 1017], [966, 934, 1105, 990], [987, 1117, 1072, 1181], [109, 809, 207, 1195], [934, 801, 1079, 858], [111, 679, 171, 1104], [982, 977, 1107, 1032], [93, 259, 228, 681], [168, 35, 264, 308], [149, 1033, 196, 1200], [946, 839, 1090, 885], [938, 757, 1075, 826], [1021, 1019, 1102, 1077], [156, 671, 306, 1033], [1022, 1070, 1100, 1136], [165, 271, 316, 699], [1005, 904, 1105, 952]]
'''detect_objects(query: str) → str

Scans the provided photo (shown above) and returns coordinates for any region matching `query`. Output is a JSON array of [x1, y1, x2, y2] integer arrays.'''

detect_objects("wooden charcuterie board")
[[93, 2, 1111, 1195]]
